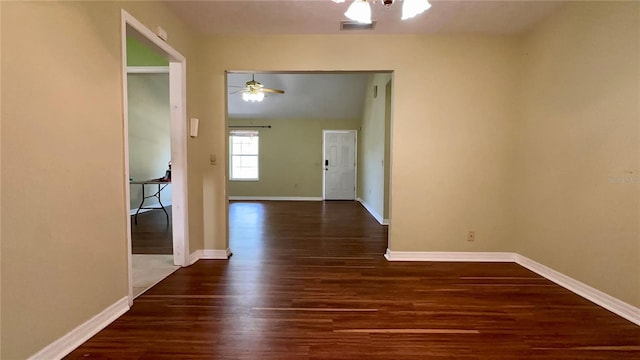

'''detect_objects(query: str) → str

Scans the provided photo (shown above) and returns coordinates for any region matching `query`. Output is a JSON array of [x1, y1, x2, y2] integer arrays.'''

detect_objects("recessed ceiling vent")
[[340, 20, 376, 31]]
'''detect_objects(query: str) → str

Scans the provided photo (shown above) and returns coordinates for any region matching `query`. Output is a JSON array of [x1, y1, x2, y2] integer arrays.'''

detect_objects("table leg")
[[157, 184, 169, 223], [134, 184, 145, 225]]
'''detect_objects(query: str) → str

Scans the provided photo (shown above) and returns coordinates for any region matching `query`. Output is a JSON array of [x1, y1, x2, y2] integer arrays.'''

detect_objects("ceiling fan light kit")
[[230, 74, 285, 102], [335, 0, 431, 24], [242, 91, 265, 102]]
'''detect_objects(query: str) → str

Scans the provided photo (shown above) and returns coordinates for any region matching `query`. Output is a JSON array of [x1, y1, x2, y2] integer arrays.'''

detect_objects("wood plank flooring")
[[131, 206, 173, 254], [67, 201, 640, 359]]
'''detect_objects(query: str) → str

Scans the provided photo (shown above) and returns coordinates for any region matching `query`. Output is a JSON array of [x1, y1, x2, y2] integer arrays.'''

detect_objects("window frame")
[[229, 130, 260, 181]]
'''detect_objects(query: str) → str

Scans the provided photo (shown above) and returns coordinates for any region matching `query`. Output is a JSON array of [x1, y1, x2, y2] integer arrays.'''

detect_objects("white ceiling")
[[166, 0, 566, 35], [227, 73, 372, 119]]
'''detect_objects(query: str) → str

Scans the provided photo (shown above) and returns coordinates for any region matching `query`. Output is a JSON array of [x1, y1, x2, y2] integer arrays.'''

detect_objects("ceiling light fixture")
[[242, 90, 265, 102], [401, 0, 431, 20], [344, 0, 372, 24], [334, 0, 431, 24]]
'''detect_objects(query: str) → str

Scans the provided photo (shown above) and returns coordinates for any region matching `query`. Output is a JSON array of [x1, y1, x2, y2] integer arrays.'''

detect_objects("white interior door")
[[323, 130, 356, 200]]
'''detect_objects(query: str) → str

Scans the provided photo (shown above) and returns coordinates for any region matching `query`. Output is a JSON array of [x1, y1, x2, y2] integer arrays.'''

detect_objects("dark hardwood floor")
[[131, 206, 173, 254], [68, 201, 639, 359]]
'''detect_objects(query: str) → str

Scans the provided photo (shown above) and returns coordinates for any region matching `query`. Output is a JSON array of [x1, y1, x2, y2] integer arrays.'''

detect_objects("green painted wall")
[[228, 118, 360, 197], [126, 36, 168, 66]]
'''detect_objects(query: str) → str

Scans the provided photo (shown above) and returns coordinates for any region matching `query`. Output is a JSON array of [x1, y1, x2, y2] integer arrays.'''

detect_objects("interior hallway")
[[66, 201, 640, 359]]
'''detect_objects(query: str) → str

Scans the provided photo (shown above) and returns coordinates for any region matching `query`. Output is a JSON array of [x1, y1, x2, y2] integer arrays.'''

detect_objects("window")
[[229, 130, 259, 180]]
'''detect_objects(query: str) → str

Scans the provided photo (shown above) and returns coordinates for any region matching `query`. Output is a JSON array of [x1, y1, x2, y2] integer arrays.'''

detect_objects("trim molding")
[[229, 196, 322, 201], [384, 249, 639, 326], [188, 248, 233, 265], [201, 248, 232, 259], [514, 254, 640, 326], [356, 198, 388, 225], [28, 296, 129, 360], [384, 249, 515, 262], [188, 250, 202, 266]]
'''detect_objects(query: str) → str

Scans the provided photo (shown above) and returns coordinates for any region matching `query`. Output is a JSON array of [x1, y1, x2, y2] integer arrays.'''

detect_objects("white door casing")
[[121, 10, 189, 305], [323, 130, 357, 200]]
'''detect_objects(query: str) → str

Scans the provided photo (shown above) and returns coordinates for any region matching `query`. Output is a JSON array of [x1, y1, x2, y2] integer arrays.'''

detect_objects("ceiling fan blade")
[[228, 85, 246, 88], [229, 89, 249, 95], [262, 88, 285, 94]]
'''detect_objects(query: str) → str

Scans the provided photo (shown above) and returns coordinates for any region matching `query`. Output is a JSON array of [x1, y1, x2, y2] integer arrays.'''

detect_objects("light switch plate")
[[190, 118, 199, 137]]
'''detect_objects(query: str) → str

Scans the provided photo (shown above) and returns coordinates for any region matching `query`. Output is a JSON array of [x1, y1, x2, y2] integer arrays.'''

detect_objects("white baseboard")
[[384, 249, 515, 262], [356, 198, 388, 225], [515, 254, 640, 326], [229, 196, 322, 201], [28, 296, 129, 360], [188, 248, 232, 265], [188, 250, 202, 266], [384, 249, 639, 326], [201, 248, 232, 259]]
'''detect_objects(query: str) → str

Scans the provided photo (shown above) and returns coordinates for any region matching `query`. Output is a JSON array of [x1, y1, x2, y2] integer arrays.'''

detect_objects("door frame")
[[121, 10, 190, 305], [322, 129, 358, 200]]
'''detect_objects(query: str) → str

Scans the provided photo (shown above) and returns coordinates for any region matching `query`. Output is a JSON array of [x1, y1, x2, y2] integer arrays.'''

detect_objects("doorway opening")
[[121, 10, 189, 304], [225, 71, 393, 256]]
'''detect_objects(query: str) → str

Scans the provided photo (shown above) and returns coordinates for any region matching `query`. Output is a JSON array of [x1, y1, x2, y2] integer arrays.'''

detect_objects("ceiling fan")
[[229, 74, 285, 102]]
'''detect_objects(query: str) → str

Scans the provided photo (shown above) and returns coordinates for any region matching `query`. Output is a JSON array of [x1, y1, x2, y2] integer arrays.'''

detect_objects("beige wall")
[[514, 2, 640, 307], [0, 1, 202, 358], [358, 73, 392, 221], [2, 1, 637, 358], [228, 118, 360, 198], [128, 73, 172, 209], [200, 34, 519, 252]]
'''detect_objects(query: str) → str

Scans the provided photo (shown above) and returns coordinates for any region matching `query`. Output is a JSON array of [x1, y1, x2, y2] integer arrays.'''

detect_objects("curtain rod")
[[228, 125, 272, 129]]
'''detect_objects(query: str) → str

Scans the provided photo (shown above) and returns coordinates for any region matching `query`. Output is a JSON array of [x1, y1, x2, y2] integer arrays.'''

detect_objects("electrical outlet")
[[467, 231, 475, 242]]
